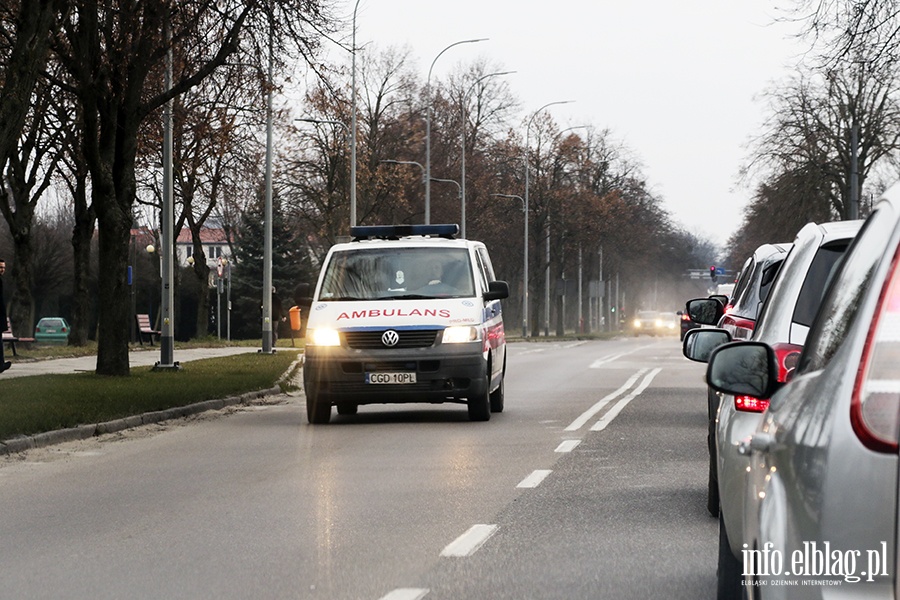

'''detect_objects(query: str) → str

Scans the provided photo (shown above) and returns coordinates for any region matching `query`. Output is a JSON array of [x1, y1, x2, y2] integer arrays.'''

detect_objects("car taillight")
[[724, 304, 734, 314], [734, 342, 802, 413], [721, 315, 755, 340], [681, 313, 691, 322], [735, 395, 769, 412], [852, 245, 900, 453], [35, 327, 41, 332]]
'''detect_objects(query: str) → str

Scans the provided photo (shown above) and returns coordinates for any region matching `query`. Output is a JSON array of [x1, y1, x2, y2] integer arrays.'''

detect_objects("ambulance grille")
[[344, 329, 439, 349]]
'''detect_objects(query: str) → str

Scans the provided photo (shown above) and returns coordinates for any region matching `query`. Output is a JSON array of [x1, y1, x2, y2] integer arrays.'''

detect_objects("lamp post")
[[431, 177, 461, 222], [381, 159, 427, 193], [262, 1, 274, 354], [492, 193, 527, 338], [350, 0, 361, 227], [460, 70, 514, 238], [425, 38, 487, 225], [525, 100, 573, 336]]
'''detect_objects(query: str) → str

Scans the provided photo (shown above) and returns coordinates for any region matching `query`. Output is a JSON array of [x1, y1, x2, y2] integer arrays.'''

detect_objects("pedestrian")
[[0, 258, 10, 373]]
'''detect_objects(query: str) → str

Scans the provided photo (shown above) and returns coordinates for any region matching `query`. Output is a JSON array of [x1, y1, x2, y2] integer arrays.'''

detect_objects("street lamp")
[[492, 193, 527, 338], [524, 100, 573, 336], [381, 159, 427, 190], [350, 0, 361, 227], [425, 38, 488, 225], [431, 178, 461, 222], [460, 70, 514, 238]]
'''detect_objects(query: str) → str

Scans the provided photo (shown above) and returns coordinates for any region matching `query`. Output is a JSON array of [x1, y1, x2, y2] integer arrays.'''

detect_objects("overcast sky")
[[342, 0, 807, 247]]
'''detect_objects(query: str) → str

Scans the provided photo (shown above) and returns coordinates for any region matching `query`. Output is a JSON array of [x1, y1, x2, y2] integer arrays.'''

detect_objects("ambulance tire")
[[307, 392, 332, 424], [467, 380, 491, 422], [489, 376, 504, 413]]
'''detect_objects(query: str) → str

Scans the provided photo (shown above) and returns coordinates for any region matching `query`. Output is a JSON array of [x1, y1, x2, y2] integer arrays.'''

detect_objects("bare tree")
[[49, 1, 336, 375]]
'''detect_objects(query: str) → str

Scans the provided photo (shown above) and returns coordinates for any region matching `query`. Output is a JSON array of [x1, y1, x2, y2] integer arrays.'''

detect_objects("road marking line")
[[588, 344, 656, 368], [590, 368, 662, 431], [440, 524, 499, 557], [517, 469, 552, 488], [565, 369, 648, 431], [517, 347, 546, 355], [378, 589, 429, 600], [562, 341, 588, 349], [555, 439, 581, 453]]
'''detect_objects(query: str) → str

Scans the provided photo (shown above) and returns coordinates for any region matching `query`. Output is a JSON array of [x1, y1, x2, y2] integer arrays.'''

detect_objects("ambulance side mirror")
[[483, 280, 509, 302]]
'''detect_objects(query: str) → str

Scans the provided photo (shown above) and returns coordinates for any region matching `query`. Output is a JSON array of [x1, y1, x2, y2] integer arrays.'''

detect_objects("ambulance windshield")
[[318, 247, 476, 301]]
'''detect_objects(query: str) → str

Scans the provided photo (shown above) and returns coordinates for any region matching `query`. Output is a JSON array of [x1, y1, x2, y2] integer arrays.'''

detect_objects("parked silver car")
[[685, 220, 862, 599], [685, 243, 792, 519], [704, 184, 900, 597]]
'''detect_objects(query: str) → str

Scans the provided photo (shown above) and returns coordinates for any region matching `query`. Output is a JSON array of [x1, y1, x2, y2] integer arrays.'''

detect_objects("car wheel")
[[336, 403, 358, 416], [717, 511, 745, 599], [489, 376, 504, 413], [306, 392, 332, 424], [468, 379, 491, 422], [708, 387, 721, 517]]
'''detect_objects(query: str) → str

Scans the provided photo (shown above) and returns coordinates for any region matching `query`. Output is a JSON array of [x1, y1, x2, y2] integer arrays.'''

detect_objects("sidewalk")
[[0, 346, 262, 379]]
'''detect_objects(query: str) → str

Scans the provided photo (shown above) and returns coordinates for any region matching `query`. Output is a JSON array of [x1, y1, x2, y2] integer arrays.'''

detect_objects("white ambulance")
[[300, 224, 509, 424]]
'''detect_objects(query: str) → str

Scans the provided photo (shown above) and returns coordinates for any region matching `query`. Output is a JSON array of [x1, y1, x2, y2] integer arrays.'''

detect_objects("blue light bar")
[[350, 224, 459, 240]]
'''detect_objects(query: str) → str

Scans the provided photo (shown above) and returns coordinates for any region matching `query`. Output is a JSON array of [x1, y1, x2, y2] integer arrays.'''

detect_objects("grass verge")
[[0, 350, 301, 441]]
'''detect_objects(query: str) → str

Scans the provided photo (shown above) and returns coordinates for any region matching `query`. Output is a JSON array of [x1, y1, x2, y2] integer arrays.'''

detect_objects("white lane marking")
[[590, 368, 662, 431], [562, 341, 588, 349], [565, 369, 648, 431], [517, 469, 552, 488], [555, 439, 581, 453], [588, 344, 656, 368], [517, 347, 547, 355], [440, 524, 499, 557], [378, 589, 429, 600]]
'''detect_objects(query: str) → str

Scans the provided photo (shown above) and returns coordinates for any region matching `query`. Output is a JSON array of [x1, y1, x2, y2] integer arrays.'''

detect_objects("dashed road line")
[[378, 589, 429, 600], [440, 524, 499, 557], [517, 469, 552, 488], [555, 439, 581, 453]]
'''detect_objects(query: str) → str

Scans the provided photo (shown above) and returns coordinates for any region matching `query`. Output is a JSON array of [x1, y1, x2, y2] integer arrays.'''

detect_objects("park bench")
[[2, 317, 35, 357], [136, 313, 161, 346]]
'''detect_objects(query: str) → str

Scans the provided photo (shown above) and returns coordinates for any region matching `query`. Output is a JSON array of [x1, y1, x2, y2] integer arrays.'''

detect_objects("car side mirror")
[[707, 342, 779, 399], [683, 328, 732, 363], [686, 297, 725, 326], [483, 280, 509, 302]]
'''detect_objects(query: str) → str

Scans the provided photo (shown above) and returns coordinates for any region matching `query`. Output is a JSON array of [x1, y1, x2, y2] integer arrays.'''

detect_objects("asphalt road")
[[0, 337, 716, 599]]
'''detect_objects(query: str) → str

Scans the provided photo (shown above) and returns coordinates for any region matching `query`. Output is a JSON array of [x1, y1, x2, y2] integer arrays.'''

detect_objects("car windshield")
[[40, 319, 64, 327], [318, 247, 476, 301]]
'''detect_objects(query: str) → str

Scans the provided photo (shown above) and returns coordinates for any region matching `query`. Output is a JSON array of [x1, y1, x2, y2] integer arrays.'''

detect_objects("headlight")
[[308, 328, 341, 347], [633, 319, 642, 328], [442, 325, 480, 344], [655, 319, 663, 328]]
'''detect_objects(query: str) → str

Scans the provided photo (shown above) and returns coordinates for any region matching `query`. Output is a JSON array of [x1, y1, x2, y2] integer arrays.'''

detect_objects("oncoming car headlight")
[[308, 328, 341, 347], [633, 319, 642, 328], [442, 325, 481, 344]]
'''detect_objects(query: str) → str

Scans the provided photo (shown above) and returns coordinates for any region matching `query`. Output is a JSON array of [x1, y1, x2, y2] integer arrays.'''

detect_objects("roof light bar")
[[350, 224, 459, 241]]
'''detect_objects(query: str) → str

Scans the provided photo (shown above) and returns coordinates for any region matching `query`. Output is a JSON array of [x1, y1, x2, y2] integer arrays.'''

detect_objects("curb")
[[0, 386, 282, 456]]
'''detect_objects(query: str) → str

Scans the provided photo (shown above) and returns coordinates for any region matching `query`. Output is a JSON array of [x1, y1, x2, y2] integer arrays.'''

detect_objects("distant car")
[[678, 310, 699, 340], [704, 183, 900, 596], [34, 317, 70, 345], [630, 310, 673, 335], [684, 219, 862, 599]]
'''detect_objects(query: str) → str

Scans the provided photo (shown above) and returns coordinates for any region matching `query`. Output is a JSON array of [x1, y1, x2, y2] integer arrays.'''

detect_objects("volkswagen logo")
[[381, 330, 400, 347]]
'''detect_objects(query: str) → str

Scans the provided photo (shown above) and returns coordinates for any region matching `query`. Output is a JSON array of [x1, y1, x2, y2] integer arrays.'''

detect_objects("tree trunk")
[[194, 262, 211, 338], [94, 208, 131, 375], [69, 175, 94, 346], [8, 235, 35, 339]]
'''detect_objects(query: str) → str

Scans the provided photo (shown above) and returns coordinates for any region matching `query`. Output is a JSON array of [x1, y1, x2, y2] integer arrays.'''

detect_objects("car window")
[[40, 319, 64, 327], [791, 243, 849, 327], [799, 208, 896, 372], [319, 247, 476, 300]]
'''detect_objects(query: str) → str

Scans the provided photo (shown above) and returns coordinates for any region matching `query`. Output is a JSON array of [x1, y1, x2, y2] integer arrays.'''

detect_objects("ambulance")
[[300, 224, 509, 424]]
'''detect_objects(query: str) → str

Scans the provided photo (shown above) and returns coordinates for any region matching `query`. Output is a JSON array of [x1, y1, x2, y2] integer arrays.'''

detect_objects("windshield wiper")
[[373, 294, 434, 300]]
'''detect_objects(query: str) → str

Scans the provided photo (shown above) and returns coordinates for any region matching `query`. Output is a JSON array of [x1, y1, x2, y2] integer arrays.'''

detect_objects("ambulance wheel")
[[489, 377, 504, 413], [468, 381, 491, 422], [337, 403, 358, 415], [306, 392, 332, 424]]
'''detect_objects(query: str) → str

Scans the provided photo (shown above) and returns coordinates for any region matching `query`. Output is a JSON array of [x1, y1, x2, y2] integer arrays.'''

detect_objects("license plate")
[[366, 372, 417, 384]]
